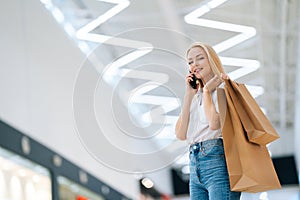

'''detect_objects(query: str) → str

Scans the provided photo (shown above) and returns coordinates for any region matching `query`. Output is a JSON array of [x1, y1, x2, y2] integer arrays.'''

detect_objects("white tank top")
[[186, 87, 222, 145]]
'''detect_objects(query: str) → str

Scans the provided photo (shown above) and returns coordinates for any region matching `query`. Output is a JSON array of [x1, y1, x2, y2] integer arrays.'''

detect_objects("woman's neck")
[[201, 72, 214, 85]]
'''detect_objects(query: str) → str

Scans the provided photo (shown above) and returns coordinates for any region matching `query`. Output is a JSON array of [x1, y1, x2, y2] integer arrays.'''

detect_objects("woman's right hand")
[[185, 72, 198, 96]]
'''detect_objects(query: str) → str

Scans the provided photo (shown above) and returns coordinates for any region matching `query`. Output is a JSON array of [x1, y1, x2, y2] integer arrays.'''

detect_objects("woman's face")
[[187, 46, 213, 80]]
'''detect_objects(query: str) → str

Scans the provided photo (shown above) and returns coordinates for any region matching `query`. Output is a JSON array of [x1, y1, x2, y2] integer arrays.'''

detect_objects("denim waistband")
[[189, 138, 223, 152]]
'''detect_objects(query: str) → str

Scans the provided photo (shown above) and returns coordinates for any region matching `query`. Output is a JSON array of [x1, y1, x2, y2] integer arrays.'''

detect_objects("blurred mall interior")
[[0, 0, 300, 199]]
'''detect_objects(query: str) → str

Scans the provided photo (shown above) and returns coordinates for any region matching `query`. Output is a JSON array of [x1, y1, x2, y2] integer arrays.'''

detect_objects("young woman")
[[175, 42, 241, 200]]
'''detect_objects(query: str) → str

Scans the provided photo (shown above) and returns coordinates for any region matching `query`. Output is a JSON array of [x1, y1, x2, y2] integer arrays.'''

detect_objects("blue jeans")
[[189, 139, 241, 200]]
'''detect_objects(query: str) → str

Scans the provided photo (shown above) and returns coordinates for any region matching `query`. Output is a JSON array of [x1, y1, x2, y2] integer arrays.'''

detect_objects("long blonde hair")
[[186, 42, 225, 76]]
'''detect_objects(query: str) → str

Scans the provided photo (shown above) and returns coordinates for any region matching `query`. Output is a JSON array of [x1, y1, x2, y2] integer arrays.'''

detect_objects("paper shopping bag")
[[217, 88, 281, 193], [224, 79, 279, 145]]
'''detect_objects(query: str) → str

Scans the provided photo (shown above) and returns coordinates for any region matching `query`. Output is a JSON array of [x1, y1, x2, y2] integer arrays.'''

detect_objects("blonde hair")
[[186, 42, 225, 76]]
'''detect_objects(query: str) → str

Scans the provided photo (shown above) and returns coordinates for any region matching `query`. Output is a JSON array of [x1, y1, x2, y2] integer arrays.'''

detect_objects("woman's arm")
[[202, 88, 220, 130], [202, 75, 224, 130], [175, 73, 197, 140], [175, 93, 194, 140]]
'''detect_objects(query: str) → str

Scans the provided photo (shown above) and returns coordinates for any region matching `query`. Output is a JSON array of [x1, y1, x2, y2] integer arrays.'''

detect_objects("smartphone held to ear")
[[189, 71, 203, 89], [189, 74, 199, 89]]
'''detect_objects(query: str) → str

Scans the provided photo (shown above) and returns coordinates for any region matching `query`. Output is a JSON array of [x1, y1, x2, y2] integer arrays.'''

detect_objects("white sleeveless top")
[[186, 87, 222, 145]]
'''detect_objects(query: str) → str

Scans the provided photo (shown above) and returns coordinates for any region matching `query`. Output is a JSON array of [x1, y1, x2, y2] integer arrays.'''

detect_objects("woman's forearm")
[[175, 94, 193, 140], [203, 89, 220, 130]]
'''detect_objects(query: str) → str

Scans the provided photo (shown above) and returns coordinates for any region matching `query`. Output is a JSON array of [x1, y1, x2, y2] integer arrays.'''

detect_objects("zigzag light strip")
[[76, 0, 152, 49], [184, 0, 263, 92], [122, 69, 180, 123], [75, 0, 180, 139], [121, 69, 180, 139]]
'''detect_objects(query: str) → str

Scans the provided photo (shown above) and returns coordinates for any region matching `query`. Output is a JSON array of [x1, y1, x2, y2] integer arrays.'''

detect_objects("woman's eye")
[[188, 61, 193, 65], [197, 57, 204, 60]]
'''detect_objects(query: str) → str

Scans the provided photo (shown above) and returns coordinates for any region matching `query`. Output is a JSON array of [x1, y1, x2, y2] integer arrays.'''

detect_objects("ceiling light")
[[141, 177, 154, 189], [52, 7, 64, 24], [220, 56, 260, 80], [76, 0, 130, 44], [181, 165, 190, 174], [184, 0, 256, 54], [259, 192, 269, 200], [103, 48, 153, 82]]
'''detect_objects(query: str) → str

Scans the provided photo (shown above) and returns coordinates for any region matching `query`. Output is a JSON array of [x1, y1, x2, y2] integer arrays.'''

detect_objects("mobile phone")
[[189, 71, 204, 89], [189, 73, 198, 89]]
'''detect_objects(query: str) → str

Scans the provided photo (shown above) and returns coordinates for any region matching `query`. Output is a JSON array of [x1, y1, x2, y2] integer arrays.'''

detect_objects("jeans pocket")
[[204, 145, 224, 157]]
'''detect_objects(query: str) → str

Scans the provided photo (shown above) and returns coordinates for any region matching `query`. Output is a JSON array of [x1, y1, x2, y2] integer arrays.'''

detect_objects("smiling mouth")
[[194, 68, 203, 73]]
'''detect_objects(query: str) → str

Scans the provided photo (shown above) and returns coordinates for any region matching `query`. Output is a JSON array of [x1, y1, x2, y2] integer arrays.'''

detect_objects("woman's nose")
[[189, 66, 194, 73], [190, 62, 198, 72]]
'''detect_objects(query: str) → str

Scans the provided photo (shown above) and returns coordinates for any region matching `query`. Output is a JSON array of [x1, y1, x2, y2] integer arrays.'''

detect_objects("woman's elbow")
[[209, 121, 221, 130], [175, 131, 187, 141], [209, 126, 219, 131]]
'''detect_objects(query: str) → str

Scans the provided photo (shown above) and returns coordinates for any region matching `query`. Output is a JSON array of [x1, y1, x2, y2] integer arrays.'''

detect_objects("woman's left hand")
[[203, 74, 223, 92], [220, 73, 229, 80]]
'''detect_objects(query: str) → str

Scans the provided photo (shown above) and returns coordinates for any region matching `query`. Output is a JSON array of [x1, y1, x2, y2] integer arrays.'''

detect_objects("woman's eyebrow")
[[188, 53, 204, 60]]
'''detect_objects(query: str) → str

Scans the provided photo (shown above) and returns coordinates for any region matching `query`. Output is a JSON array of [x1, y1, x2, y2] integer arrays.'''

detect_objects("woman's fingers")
[[220, 73, 229, 80]]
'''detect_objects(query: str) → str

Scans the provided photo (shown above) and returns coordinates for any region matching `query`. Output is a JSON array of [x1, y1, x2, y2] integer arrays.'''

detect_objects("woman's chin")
[[195, 74, 202, 80]]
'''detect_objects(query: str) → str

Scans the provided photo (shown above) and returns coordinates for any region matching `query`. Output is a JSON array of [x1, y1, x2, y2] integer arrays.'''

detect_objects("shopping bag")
[[224, 79, 279, 145], [217, 88, 281, 193]]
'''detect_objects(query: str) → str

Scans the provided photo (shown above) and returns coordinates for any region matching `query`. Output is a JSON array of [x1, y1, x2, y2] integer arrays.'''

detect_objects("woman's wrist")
[[203, 86, 210, 94], [184, 93, 194, 103]]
